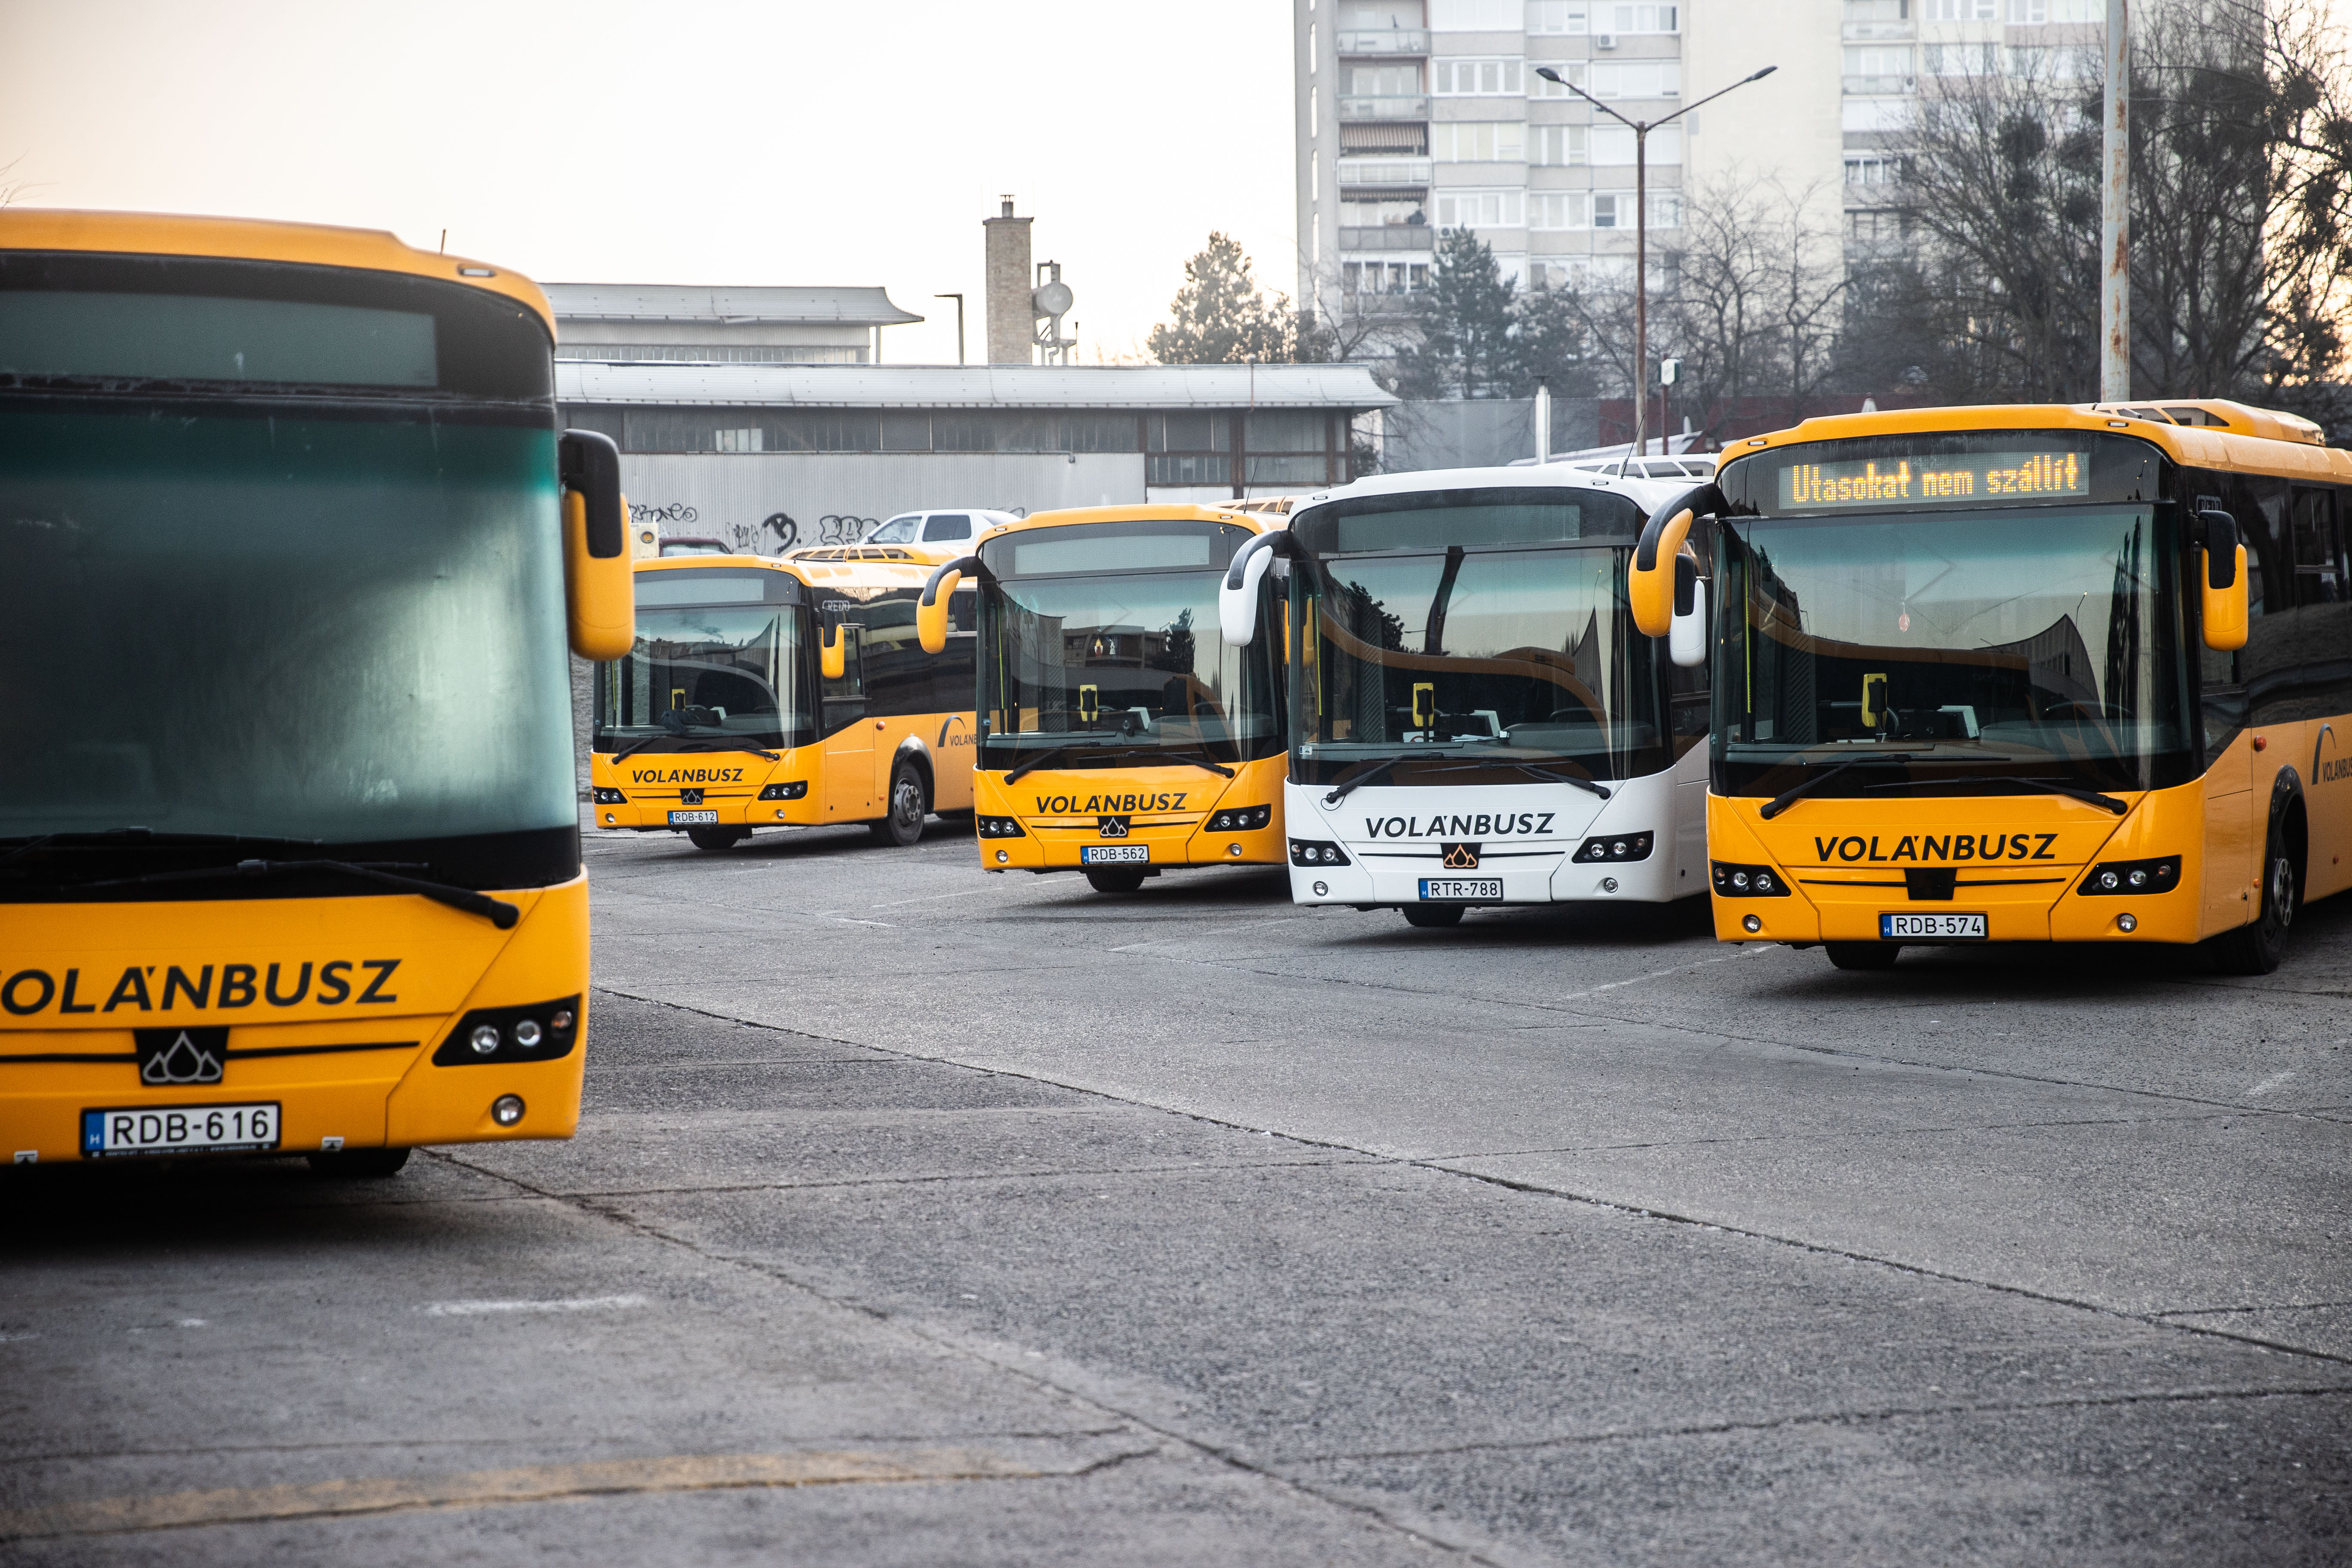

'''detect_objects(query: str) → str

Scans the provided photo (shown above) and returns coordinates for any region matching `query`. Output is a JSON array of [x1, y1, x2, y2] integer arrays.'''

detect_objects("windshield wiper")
[[1322, 756, 1410, 806], [1004, 746, 1074, 786], [1436, 760, 1611, 799], [1759, 753, 1917, 819], [1156, 752, 1236, 778], [0, 828, 325, 874], [82, 859, 521, 929], [1865, 774, 2130, 815], [612, 728, 780, 763]]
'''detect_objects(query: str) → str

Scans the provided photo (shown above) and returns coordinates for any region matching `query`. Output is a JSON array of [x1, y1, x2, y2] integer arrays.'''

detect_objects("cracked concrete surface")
[[3, 811, 2348, 1564]]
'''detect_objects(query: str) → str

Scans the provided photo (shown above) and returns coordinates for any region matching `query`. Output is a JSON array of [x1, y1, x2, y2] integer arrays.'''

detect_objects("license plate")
[[668, 809, 719, 825], [1880, 912, 1988, 939], [1081, 845, 1148, 864], [1420, 878, 1502, 901], [82, 1102, 281, 1159]]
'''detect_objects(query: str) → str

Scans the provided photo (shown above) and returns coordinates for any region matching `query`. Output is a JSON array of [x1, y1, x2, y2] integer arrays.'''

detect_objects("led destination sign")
[[1779, 449, 2088, 509]]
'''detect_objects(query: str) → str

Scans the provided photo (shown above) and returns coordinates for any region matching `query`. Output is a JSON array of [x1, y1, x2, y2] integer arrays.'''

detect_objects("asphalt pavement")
[[4, 808, 2349, 1565]]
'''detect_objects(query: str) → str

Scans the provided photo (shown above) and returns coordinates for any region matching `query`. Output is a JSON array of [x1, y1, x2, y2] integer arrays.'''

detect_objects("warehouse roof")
[[544, 283, 923, 327], [555, 361, 1399, 410]]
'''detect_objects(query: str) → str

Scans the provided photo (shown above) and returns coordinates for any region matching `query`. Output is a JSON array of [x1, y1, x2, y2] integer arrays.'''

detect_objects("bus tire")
[[1825, 942, 1901, 971], [1084, 867, 1148, 894], [307, 1146, 410, 1179], [1402, 903, 1465, 928], [2212, 822, 2297, 975], [872, 762, 928, 847], [686, 827, 749, 852]]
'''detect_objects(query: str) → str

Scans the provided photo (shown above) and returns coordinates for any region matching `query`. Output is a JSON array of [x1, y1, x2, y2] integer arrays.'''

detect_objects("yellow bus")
[[1628, 399, 2350, 972], [916, 506, 1288, 893], [593, 554, 977, 849], [0, 210, 631, 1175]]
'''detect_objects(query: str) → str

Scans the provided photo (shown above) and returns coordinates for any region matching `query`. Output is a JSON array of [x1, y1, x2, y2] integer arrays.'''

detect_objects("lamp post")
[[1535, 63, 1775, 463], [934, 292, 966, 365]]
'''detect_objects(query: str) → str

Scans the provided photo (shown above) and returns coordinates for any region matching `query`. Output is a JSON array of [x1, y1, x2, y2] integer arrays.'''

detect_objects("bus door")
[[2290, 484, 2350, 897], [821, 622, 874, 819]]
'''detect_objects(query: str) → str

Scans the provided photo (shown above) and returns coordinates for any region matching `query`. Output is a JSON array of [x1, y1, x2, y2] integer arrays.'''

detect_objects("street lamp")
[[934, 293, 966, 365], [1534, 62, 1775, 464]]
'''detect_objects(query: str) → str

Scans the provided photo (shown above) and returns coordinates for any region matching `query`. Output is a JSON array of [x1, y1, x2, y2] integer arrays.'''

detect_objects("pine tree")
[[1395, 230, 1519, 399], [1148, 234, 1298, 364]]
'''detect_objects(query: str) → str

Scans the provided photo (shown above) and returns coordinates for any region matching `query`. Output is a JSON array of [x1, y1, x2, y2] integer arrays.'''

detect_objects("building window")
[[1528, 62, 1587, 96], [1528, 2, 1588, 32], [1345, 259, 1431, 294], [714, 428, 764, 453], [2007, 43, 2094, 79], [1430, 0, 1521, 26], [1433, 57, 1525, 95], [1347, 63, 1423, 95], [1529, 191, 1590, 229], [1844, 44, 1914, 92], [1923, 41, 1997, 74], [1847, 209, 1915, 244], [1924, 0, 1997, 18], [1592, 189, 1678, 228], [1341, 196, 1430, 227], [1434, 121, 1527, 162], [1435, 188, 1526, 228], [2008, 0, 2105, 20], [1590, 60, 1679, 98], [1598, 3, 1677, 32], [1844, 154, 1907, 186], [1591, 124, 1680, 164], [1530, 124, 1586, 164]]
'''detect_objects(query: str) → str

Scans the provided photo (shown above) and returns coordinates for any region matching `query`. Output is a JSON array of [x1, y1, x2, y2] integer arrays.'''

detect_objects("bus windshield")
[[980, 569, 1281, 769], [597, 603, 811, 753], [1717, 504, 2193, 796], [1294, 544, 1666, 787]]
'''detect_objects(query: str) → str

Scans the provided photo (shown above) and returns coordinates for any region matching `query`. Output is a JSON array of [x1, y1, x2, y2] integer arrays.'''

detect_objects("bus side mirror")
[[1219, 531, 1289, 647], [917, 555, 981, 655], [2199, 509, 2248, 652], [1669, 557, 1707, 668], [820, 622, 848, 681], [559, 430, 634, 660]]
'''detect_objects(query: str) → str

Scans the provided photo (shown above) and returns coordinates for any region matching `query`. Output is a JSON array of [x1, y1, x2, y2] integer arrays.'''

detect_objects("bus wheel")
[[686, 827, 749, 852], [306, 1146, 410, 1179], [1402, 904, 1465, 928], [1825, 942, 1901, 971], [872, 763, 928, 847], [2213, 828, 2297, 975], [1085, 867, 1148, 894]]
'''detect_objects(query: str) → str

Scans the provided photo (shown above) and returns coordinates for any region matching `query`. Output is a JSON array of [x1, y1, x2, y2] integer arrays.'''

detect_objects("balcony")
[[1336, 157, 1433, 188], [1339, 94, 1430, 120], [1842, 20, 1915, 39], [1340, 225, 1435, 251], [1336, 28, 1428, 55], [1843, 74, 1917, 94]]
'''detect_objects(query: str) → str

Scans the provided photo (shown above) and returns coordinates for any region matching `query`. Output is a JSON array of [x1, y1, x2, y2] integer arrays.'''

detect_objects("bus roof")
[[1717, 400, 2351, 486], [0, 208, 556, 338], [980, 502, 1289, 547], [633, 551, 939, 595]]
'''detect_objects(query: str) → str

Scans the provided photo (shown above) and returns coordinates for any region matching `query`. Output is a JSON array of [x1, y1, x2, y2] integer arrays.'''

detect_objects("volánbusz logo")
[[628, 766, 747, 785], [1033, 792, 1187, 814], [1810, 833, 2059, 863], [1363, 813, 1556, 839], [0, 960, 402, 1018]]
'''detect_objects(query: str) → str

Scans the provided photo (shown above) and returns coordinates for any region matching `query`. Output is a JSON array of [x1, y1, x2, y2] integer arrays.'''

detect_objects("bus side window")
[[2291, 487, 2342, 606], [949, 588, 978, 634], [824, 625, 865, 703]]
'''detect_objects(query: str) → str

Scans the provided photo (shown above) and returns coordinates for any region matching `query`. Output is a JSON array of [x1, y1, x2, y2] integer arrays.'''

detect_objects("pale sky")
[[0, 0, 1299, 364]]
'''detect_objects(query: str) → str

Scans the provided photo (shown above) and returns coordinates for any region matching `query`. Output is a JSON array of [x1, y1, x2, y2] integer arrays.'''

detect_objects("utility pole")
[[2098, 0, 2130, 401], [1536, 64, 1775, 468], [934, 293, 966, 366]]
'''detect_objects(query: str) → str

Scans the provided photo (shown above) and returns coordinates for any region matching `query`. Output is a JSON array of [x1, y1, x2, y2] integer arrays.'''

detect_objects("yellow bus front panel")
[[974, 753, 1288, 873], [0, 878, 587, 1165]]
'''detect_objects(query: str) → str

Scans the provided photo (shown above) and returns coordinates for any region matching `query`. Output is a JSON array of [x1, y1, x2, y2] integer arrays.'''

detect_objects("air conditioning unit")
[[1902, 75, 1918, 91], [1595, 32, 1617, 48]]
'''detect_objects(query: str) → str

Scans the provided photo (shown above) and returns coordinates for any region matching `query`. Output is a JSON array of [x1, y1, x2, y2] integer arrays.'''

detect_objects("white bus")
[[1220, 465, 1710, 928]]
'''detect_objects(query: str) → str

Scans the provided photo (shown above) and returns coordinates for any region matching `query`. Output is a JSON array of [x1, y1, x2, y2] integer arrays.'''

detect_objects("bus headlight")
[[1574, 833, 1653, 863], [1207, 805, 1272, 832], [592, 787, 627, 804], [758, 781, 808, 800], [1712, 861, 1791, 897], [435, 998, 583, 1066], [977, 816, 1026, 838], [2078, 856, 2178, 895], [1289, 839, 1351, 867]]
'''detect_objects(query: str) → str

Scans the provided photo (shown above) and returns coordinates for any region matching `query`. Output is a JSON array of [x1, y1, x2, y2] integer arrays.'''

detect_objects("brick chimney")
[[983, 195, 1034, 365]]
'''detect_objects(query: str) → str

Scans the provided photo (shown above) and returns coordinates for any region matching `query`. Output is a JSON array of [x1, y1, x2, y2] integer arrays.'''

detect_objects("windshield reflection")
[[597, 605, 810, 752]]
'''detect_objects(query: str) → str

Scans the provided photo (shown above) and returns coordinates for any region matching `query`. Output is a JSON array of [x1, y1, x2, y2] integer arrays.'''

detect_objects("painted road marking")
[[423, 1295, 648, 1317]]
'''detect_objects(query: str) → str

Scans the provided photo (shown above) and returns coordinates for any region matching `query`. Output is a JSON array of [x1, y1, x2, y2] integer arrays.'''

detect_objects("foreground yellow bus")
[[1629, 399, 2349, 972], [592, 554, 977, 848], [916, 506, 1287, 893], [0, 211, 631, 1173]]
